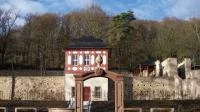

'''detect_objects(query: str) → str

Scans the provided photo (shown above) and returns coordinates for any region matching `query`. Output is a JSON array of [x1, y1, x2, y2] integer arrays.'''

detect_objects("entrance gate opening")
[[74, 69, 124, 112]]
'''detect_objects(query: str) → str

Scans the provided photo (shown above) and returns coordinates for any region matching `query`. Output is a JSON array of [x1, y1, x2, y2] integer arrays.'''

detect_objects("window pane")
[[84, 55, 90, 65], [94, 87, 101, 98], [72, 55, 78, 65]]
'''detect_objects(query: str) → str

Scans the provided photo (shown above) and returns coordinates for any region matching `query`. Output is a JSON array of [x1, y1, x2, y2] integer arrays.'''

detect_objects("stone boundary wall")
[[14, 76, 65, 100], [132, 76, 175, 100], [0, 70, 64, 76], [0, 76, 12, 100], [131, 58, 200, 100], [91, 100, 200, 112], [0, 71, 65, 101]]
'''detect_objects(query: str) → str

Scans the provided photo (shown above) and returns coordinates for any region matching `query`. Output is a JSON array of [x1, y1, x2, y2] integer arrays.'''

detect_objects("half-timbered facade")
[[64, 36, 109, 101]]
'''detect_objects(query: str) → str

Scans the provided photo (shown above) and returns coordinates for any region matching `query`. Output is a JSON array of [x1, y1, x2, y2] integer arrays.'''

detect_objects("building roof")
[[66, 36, 107, 49]]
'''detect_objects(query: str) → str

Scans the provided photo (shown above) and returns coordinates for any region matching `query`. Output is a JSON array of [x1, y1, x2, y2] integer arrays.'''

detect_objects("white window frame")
[[72, 55, 78, 66], [150, 108, 174, 112], [124, 108, 142, 112], [15, 107, 37, 112], [94, 86, 102, 98], [84, 54, 90, 65], [0, 107, 6, 112], [48, 108, 72, 112]]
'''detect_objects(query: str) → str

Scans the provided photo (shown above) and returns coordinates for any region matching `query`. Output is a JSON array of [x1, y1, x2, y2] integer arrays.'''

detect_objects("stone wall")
[[176, 58, 200, 99], [130, 57, 200, 100], [132, 76, 175, 100], [192, 70, 200, 78], [91, 100, 200, 112], [0, 70, 65, 101], [129, 74, 200, 100], [161, 58, 178, 77], [14, 76, 65, 100], [0, 76, 12, 100], [0, 70, 64, 76], [0, 58, 200, 101]]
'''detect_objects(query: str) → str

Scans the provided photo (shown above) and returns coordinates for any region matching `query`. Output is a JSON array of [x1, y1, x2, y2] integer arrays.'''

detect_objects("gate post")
[[115, 80, 124, 112], [74, 71, 124, 112], [75, 80, 83, 112]]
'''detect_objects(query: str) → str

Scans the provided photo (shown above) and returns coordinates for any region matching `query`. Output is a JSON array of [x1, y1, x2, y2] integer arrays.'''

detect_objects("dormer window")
[[84, 54, 90, 65], [72, 55, 78, 65]]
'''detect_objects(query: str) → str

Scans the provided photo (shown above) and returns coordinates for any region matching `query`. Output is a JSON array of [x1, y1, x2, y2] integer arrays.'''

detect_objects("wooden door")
[[84, 87, 90, 101]]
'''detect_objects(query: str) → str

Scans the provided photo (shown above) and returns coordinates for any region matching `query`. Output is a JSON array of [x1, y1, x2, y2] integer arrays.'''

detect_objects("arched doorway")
[[74, 68, 124, 112]]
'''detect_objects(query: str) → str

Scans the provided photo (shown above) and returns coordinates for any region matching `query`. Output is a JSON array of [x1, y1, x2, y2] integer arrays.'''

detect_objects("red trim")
[[65, 49, 108, 74], [66, 48, 109, 50]]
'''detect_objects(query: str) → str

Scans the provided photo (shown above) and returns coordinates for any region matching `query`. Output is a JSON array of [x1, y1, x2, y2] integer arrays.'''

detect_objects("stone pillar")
[[155, 60, 161, 77], [115, 80, 124, 112], [75, 80, 83, 112], [184, 58, 191, 78], [174, 77, 182, 99]]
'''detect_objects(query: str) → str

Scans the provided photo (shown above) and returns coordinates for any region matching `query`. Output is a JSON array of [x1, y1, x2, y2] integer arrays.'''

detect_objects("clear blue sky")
[[0, 0, 200, 25]]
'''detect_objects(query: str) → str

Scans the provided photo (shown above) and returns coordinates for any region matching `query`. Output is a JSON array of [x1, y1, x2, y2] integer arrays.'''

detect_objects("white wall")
[[161, 58, 178, 77], [84, 77, 108, 101], [65, 74, 108, 101], [65, 74, 75, 101]]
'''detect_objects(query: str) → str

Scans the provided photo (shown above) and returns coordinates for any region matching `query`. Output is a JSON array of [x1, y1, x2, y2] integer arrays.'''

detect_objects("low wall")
[[14, 76, 65, 100], [90, 100, 200, 112], [132, 76, 175, 100], [132, 76, 200, 100], [0, 70, 65, 101], [0, 76, 12, 100]]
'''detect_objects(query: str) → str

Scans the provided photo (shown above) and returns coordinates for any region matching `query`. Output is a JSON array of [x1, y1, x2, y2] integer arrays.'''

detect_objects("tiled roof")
[[66, 36, 107, 48]]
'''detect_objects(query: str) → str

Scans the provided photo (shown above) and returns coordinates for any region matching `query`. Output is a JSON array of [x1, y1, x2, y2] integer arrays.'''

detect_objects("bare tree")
[[190, 19, 200, 64], [0, 8, 18, 65]]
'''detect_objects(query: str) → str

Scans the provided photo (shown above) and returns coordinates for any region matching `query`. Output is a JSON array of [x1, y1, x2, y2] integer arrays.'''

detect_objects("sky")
[[0, 0, 200, 25]]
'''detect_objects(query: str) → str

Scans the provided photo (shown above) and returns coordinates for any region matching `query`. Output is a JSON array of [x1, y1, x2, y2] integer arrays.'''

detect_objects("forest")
[[0, 5, 200, 72]]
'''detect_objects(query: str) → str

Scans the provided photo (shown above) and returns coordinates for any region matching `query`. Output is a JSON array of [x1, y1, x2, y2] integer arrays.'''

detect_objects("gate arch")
[[74, 68, 124, 112]]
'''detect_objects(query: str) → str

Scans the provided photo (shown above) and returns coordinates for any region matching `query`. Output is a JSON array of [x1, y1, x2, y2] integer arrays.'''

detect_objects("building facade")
[[64, 36, 109, 101]]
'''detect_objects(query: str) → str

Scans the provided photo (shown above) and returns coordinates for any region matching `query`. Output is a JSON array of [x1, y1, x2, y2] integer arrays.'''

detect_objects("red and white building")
[[64, 36, 109, 101]]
